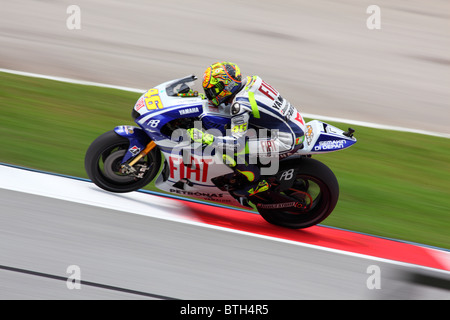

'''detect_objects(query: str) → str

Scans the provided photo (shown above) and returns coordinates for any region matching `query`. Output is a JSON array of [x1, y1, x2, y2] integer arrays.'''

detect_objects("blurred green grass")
[[1, 71, 449, 249]]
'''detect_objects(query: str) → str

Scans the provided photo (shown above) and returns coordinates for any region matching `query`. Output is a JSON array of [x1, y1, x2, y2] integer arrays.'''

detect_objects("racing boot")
[[222, 153, 269, 206], [231, 178, 270, 208], [247, 180, 270, 197], [232, 166, 269, 194]]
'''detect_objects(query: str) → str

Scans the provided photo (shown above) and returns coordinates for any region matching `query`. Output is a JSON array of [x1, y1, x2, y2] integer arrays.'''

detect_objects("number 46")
[[145, 89, 164, 110]]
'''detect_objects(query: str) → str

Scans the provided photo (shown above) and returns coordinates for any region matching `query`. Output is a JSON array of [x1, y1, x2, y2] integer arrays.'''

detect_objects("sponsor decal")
[[129, 145, 141, 156], [134, 96, 146, 112], [169, 156, 213, 183], [294, 111, 305, 125], [169, 188, 224, 199], [258, 80, 279, 101], [260, 139, 279, 153], [295, 136, 304, 145], [179, 107, 199, 115], [305, 125, 313, 146], [116, 125, 134, 134], [256, 202, 304, 209], [314, 140, 346, 151]]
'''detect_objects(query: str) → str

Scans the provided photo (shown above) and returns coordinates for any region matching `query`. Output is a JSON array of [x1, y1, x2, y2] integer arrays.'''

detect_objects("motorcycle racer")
[[187, 61, 306, 204]]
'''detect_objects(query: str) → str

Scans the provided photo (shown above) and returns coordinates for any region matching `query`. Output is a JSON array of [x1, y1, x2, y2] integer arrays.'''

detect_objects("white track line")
[[1, 67, 449, 139], [0, 68, 145, 93], [1, 68, 450, 271], [1, 164, 449, 273]]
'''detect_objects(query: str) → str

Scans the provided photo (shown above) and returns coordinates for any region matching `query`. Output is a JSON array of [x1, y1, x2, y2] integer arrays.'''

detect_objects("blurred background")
[[0, 0, 449, 300], [1, 0, 449, 134]]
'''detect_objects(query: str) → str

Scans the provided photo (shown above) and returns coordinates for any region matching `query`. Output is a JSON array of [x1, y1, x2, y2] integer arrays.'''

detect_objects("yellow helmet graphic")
[[202, 62, 242, 106]]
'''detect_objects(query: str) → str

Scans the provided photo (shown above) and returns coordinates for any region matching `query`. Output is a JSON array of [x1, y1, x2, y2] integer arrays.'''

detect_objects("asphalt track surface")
[[1, 1, 450, 301], [1, 0, 449, 134], [0, 165, 449, 300]]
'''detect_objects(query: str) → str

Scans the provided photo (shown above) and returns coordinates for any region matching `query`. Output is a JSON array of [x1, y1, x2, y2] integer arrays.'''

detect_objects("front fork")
[[121, 140, 157, 175], [114, 125, 157, 176]]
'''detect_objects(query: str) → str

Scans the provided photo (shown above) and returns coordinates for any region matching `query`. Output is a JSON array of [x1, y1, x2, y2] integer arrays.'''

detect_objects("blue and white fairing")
[[114, 125, 152, 163], [116, 75, 356, 207], [132, 75, 231, 149], [129, 75, 236, 202], [297, 120, 357, 155]]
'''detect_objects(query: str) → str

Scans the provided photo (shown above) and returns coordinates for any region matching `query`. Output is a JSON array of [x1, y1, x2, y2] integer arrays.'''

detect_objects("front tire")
[[255, 157, 339, 229], [85, 130, 161, 193]]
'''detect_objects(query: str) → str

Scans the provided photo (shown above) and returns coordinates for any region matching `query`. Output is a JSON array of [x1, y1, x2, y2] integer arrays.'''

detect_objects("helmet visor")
[[204, 82, 225, 103], [204, 86, 216, 101]]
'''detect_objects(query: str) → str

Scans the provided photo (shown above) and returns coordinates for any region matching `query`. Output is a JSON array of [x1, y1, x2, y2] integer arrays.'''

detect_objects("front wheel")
[[255, 157, 339, 229], [85, 130, 161, 193]]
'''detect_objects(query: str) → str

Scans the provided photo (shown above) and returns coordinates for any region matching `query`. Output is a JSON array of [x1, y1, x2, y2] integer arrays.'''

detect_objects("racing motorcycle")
[[85, 75, 357, 229]]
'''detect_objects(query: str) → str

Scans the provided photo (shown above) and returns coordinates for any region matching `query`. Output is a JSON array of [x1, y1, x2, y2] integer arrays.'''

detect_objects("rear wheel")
[[85, 130, 161, 193], [255, 157, 339, 229]]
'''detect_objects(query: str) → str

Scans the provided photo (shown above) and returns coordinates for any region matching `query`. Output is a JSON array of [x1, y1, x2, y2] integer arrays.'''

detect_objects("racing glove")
[[186, 128, 215, 146]]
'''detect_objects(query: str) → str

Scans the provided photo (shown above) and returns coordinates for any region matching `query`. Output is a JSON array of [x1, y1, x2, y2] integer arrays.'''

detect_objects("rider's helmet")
[[202, 62, 242, 106]]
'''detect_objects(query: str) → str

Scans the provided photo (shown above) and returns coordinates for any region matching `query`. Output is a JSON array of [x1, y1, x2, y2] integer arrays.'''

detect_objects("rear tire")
[[85, 130, 161, 193], [256, 157, 339, 229]]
